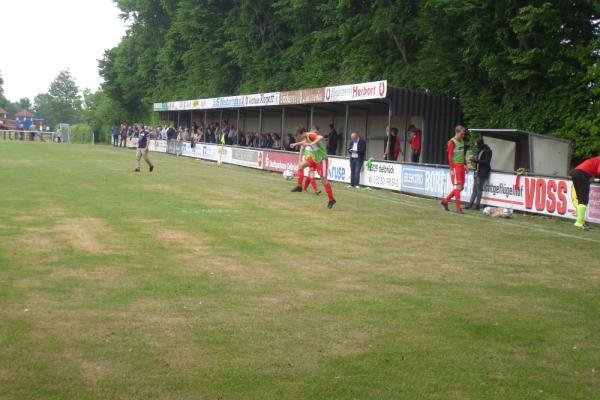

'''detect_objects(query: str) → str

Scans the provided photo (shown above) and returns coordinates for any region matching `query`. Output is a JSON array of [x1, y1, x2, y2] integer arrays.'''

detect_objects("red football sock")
[[310, 178, 318, 192], [324, 182, 334, 201], [455, 190, 462, 210], [303, 177, 310, 191], [444, 190, 455, 204], [297, 168, 304, 187]]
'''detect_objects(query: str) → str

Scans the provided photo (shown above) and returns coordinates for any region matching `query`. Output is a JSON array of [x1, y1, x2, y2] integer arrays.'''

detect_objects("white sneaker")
[[354, 185, 360, 189]]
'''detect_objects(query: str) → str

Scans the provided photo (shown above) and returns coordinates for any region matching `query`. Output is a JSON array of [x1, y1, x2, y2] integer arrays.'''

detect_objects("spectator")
[[348, 132, 366, 188], [284, 133, 296, 151], [384, 127, 402, 161], [112, 124, 119, 146], [29, 123, 37, 141], [227, 125, 236, 145], [466, 138, 492, 210], [409, 124, 422, 163], [166, 124, 176, 140], [326, 124, 338, 155]]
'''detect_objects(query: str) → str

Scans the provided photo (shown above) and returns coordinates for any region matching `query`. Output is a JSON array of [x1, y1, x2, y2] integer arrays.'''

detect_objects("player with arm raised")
[[290, 126, 336, 208]]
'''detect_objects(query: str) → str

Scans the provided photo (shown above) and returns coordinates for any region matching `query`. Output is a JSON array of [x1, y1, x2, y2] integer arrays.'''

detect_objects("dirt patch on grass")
[[16, 217, 121, 256], [12, 215, 37, 223], [48, 264, 128, 285], [58, 218, 119, 253], [150, 227, 207, 252], [79, 360, 111, 386]]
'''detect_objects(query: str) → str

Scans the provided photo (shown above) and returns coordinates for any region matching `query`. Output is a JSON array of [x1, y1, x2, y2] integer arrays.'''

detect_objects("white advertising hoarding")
[[147, 144, 600, 224], [325, 80, 387, 102]]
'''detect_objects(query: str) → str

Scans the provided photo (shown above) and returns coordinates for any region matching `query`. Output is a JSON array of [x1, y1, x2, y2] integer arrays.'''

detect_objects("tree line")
[[2, 1, 599, 156], [0, 70, 85, 129]]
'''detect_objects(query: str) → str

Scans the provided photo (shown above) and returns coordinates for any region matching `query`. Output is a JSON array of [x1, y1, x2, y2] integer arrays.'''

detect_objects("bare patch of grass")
[[16, 217, 122, 256]]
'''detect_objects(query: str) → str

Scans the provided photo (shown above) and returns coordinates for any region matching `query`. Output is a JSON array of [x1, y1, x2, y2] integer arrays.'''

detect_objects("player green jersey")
[[450, 137, 465, 164], [305, 132, 328, 163]]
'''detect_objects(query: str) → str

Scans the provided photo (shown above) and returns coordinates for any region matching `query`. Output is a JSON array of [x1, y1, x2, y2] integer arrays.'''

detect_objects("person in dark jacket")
[[326, 124, 338, 155], [348, 132, 366, 188], [466, 138, 493, 210]]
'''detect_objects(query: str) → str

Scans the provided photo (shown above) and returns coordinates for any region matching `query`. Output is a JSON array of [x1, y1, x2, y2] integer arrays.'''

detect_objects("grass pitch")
[[0, 141, 599, 399]]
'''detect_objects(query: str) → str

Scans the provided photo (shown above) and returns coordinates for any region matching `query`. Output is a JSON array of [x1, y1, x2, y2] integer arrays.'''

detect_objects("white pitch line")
[[359, 190, 600, 244]]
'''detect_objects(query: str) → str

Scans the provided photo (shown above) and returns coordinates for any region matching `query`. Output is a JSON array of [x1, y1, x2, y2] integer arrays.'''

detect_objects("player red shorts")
[[305, 157, 328, 178], [451, 164, 465, 185]]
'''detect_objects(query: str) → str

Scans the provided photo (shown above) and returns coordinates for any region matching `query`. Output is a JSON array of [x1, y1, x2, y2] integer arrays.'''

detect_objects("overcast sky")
[[1, 0, 127, 102]]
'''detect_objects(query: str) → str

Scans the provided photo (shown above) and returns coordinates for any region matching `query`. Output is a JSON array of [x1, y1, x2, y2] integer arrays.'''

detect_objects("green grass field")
[[1, 141, 599, 399]]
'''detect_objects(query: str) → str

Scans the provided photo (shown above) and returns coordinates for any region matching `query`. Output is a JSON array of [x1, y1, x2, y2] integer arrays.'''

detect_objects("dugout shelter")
[[154, 80, 462, 164], [470, 128, 572, 177]]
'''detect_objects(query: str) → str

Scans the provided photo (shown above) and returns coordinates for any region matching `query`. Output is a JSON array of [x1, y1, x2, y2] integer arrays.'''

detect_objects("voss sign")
[[482, 173, 576, 218]]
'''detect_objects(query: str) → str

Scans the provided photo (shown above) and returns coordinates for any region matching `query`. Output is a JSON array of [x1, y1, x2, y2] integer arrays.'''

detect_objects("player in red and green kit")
[[297, 139, 321, 195], [290, 126, 336, 208], [442, 125, 468, 213], [570, 156, 600, 229]]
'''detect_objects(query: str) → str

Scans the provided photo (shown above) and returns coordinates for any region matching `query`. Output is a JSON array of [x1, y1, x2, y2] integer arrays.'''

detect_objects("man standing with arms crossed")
[[290, 126, 336, 209], [135, 125, 155, 173], [442, 125, 467, 213]]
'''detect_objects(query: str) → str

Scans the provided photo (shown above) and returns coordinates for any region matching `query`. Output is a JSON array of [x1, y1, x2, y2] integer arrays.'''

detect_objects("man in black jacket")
[[348, 132, 366, 188], [466, 138, 493, 210], [326, 124, 338, 155]]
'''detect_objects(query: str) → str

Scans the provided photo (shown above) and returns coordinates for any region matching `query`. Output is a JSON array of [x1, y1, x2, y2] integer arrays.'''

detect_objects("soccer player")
[[290, 126, 336, 208], [570, 156, 600, 229], [442, 125, 468, 213], [298, 141, 321, 195], [135, 125, 154, 172]]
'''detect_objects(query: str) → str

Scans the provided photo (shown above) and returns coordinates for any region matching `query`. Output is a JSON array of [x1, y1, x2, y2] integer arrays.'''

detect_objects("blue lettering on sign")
[[329, 166, 346, 181], [402, 168, 426, 189]]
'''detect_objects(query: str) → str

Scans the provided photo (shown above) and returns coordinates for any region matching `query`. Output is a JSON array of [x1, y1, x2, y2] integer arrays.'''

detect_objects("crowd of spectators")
[[0, 121, 41, 141], [112, 120, 297, 151]]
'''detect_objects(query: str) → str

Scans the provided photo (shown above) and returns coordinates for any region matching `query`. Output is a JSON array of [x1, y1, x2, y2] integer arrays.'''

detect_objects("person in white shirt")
[[347, 132, 366, 188]]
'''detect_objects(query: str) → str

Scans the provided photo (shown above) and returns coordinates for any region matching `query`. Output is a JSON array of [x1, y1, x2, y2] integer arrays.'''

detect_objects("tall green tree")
[[0, 71, 7, 109], [34, 70, 82, 126], [18, 98, 31, 110], [82, 89, 127, 142], [99, 0, 600, 156]]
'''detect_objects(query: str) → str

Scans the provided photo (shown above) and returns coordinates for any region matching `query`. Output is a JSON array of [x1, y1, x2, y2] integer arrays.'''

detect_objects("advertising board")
[[230, 147, 261, 169], [361, 160, 402, 191], [262, 150, 301, 173]]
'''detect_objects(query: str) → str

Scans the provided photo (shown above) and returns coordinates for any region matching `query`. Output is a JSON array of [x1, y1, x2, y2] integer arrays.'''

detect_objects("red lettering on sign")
[[557, 180, 567, 214], [535, 180, 546, 211], [379, 81, 386, 97], [546, 180, 557, 213], [524, 178, 535, 210]]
